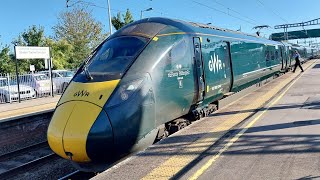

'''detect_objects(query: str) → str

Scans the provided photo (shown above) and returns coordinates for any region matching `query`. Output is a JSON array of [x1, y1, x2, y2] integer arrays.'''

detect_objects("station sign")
[[15, 46, 50, 59]]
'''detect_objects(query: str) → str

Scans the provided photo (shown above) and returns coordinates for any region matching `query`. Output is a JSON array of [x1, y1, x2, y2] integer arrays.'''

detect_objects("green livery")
[[47, 17, 317, 171]]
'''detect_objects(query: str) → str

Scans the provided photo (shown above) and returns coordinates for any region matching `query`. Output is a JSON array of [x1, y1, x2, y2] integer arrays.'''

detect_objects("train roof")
[[110, 17, 282, 46]]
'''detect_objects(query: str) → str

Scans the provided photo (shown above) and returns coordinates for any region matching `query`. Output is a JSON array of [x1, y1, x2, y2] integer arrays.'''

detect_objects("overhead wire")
[[71, 0, 277, 37], [66, 0, 141, 17], [191, 0, 257, 26], [255, 0, 289, 23], [212, 0, 261, 25], [208, 0, 276, 34]]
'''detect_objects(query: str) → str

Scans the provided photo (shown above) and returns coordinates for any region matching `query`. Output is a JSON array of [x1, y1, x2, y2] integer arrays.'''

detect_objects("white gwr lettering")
[[209, 53, 223, 73]]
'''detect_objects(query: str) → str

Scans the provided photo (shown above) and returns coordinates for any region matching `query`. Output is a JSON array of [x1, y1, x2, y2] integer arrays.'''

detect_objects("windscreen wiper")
[[84, 66, 93, 80]]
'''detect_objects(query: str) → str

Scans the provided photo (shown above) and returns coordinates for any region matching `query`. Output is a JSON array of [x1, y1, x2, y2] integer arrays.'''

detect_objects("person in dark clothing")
[[292, 50, 304, 73]]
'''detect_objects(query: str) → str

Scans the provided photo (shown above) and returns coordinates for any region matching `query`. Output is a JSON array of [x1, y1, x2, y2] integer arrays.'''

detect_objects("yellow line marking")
[[0, 102, 57, 120], [189, 61, 315, 180], [156, 32, 187, 37], [141, 60, 316, 180]]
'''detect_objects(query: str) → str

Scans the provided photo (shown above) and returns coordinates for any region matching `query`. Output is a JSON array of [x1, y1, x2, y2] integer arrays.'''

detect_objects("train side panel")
[[229, 41, 282, 91]]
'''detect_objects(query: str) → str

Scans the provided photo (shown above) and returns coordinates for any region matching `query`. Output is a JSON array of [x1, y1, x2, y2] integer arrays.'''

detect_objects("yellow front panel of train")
[[58, 79, 120, 107], [47, 102, 76, 159], [48, 79, 120, 162], [63, 101, 102, 162]]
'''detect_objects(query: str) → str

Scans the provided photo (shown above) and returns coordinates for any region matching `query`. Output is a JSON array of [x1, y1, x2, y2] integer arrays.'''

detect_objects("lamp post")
[[140, 8, 153, 20], [107, 0, 113, 34]]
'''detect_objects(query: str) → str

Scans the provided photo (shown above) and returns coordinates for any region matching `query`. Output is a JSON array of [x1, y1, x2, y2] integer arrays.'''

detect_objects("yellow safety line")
[[189, 66, 306, 180], [141, 60, 316, 180], [0, 102, 56, 120]]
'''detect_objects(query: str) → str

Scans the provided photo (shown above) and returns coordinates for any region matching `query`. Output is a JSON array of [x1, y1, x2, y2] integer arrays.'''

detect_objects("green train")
[[47, 17, 315, 171]]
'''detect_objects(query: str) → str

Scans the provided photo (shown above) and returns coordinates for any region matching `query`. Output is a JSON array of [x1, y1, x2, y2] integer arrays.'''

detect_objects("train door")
[[202, 40, 233, 95], [225, 42, 233, 92], [193, 37, 205, 102], [224, 42, 233, 91], [279, 46, 285, 70]]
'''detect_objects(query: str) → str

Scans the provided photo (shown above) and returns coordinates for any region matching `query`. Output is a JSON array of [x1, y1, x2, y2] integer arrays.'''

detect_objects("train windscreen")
[[79, 36, 148, 82]]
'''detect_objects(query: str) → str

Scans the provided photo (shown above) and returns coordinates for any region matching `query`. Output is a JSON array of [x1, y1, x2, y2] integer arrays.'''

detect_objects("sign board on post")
[[14, 46, 54, 102], [45, 59, 48, 69], [44, 59, 53, 69], [15, 46, 50, 59], [30, 65, 35, 72]]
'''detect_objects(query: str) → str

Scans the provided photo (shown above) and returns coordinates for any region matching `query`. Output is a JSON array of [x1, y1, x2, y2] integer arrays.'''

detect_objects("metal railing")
[[0, 71, 73, 104]]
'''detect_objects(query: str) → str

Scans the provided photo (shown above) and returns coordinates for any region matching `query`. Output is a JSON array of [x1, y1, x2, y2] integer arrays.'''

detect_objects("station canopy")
[[270, 28, 320, 41]]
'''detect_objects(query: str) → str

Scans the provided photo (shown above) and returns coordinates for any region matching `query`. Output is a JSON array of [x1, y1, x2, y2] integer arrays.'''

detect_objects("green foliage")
[[53, 7, 107, 69], [112, 13, 124, 31], [124, 9, 134, 25], [112, 9, 134, 30], [44, 38, 73, 70], [0, 46, 15, 74]]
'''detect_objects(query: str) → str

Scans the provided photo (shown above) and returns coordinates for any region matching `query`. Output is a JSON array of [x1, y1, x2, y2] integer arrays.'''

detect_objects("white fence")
[[0, 71, 74, 104]]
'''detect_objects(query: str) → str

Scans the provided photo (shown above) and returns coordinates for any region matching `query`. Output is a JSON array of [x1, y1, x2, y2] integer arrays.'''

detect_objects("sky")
[[0, 0, 320, 47]]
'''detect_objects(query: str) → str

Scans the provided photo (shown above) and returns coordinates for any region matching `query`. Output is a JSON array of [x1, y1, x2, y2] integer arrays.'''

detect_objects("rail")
[[59, 170, 96, 180], [0, 141, 58, 179]]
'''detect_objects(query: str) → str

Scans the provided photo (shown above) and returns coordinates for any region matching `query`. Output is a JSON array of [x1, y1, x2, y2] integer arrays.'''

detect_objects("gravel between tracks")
[[10, 157, 76, 180]]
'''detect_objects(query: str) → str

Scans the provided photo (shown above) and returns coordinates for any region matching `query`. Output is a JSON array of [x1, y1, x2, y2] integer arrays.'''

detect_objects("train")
[[47, 17, 316, 171]]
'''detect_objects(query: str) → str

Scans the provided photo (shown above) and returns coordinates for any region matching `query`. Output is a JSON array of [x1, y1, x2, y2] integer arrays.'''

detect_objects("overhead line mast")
[[274, 18, 320, 41]]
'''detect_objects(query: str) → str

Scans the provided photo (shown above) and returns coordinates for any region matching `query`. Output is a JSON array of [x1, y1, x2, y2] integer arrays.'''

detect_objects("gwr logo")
[[209, 53, 222, 73], [74, 90, 90, 97]]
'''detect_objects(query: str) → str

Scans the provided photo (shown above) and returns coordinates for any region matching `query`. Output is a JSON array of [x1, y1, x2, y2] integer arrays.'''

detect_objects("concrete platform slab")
[[0, 96, 59, 121]]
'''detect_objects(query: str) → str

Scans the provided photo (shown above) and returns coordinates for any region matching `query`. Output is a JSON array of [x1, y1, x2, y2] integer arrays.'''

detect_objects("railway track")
[[59, 170, 96, 180], [0, 141, 59, 179]]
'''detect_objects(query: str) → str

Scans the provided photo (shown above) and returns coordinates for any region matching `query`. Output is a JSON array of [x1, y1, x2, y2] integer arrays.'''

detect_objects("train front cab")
[[47, 21, 210, 169], [47, 33, 160, 168]]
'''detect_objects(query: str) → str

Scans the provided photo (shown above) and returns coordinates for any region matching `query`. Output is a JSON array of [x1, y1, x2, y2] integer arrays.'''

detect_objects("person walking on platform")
[[292, 50, 304, 73]]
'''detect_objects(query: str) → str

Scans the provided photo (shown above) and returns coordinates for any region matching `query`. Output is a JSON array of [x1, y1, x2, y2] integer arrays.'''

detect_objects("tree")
[[44, 38, 73, 70], [0, 46, 15, 74], [112, 9, 134, 30], [53, 7, 106, 69]]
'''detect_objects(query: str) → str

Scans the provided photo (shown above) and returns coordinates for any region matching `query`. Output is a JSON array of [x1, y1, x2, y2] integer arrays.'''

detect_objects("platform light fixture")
[[107, 0, 113, 34], [140, 8, 153, 19]]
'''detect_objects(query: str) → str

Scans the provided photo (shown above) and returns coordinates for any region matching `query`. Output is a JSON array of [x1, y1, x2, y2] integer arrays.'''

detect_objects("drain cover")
[[312, 64, 320, 69], [301, 97, 320, 109]]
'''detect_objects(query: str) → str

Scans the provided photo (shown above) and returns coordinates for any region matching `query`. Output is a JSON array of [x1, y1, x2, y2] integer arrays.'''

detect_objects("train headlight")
[[107, 78, 144, 107]]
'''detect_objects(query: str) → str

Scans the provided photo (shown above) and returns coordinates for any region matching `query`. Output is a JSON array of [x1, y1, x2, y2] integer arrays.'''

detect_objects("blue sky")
[[1, 0, 320, 46]]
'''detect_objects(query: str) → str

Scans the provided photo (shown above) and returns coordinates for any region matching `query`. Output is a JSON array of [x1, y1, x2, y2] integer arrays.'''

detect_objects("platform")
[[0, 96, 59, 122], [93, 59, 320, 180]]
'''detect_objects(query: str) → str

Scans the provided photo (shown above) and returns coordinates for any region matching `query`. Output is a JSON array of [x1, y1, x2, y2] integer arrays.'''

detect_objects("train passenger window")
[[170, 39, 188, 65], [271, 51, 275, 60], [265, 50, 270, 61], [156, 37, 189, 71], [275, 51, 279, 60]]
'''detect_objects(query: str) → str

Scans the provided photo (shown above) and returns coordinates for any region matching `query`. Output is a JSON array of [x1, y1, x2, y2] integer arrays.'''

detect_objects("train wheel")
[[168, 118, 190, 135]]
